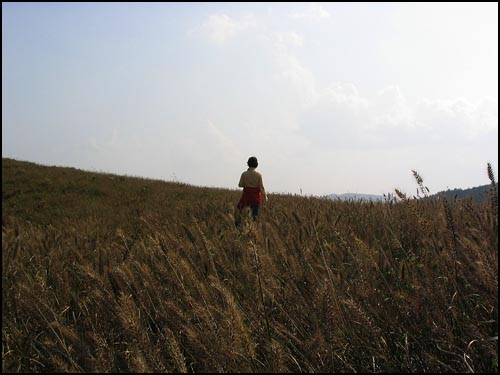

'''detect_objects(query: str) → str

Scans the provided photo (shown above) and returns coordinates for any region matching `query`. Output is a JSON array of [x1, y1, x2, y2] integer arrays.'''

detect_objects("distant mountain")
[[324, 183, 497, 203], [325, 193, 385, 202], [430, 183, 497, 203]]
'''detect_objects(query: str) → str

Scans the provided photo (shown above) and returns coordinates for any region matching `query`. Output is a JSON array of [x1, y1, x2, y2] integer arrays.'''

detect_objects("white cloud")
[[372, 85, 414, 129], [193, 13, 257, 44], [299, 82, 498, 150], [415, 97, 498, 140], [273, 52, 318, 111], [289, 3, 330, 20], [192, 11, 315, 114], [271, 31, 304, 48], [323, 82, 369, 111]]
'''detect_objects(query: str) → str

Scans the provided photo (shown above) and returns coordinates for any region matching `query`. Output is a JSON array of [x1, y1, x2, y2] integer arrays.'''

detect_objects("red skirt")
[[237, 187, 261, 209]]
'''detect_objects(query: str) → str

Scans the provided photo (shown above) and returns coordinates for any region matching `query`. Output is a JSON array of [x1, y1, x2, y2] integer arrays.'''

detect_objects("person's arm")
[[238, 173, 245, 188], [259, 174, 267, 200]]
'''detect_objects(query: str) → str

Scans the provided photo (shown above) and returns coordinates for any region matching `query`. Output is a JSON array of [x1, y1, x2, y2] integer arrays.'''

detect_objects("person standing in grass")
[[237, 156, 267, 221]]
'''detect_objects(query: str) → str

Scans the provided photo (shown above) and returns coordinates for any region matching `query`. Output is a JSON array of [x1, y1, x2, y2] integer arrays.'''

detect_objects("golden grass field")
[[2, 158, 498, 372]]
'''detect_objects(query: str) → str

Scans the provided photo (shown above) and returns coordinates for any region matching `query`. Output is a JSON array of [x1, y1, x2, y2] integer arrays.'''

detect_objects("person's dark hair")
[[247, 156, 258, 168]]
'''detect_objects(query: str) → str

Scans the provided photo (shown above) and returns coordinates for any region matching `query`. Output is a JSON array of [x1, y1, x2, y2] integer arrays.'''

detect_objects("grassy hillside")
[[2, 158, 498, 372]]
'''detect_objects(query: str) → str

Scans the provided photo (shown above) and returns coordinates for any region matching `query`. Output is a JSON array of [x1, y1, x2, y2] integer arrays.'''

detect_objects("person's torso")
[[241, 169, 262, 188]]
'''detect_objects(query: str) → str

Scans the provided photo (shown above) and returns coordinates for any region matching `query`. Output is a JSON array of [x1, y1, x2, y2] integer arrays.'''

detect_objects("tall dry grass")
[[2, 158, 498, 372]]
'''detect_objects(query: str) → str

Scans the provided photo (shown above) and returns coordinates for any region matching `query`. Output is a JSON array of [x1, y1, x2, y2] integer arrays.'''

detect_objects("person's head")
[[247, 156, 258, 168]]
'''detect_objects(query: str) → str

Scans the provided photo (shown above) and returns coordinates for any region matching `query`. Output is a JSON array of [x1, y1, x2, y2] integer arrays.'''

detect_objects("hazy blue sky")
[[3, 2, 498, 196]]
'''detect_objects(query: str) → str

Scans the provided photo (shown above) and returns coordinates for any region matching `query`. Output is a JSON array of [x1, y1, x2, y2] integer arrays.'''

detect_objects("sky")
[[2, 2, 498, 196]]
